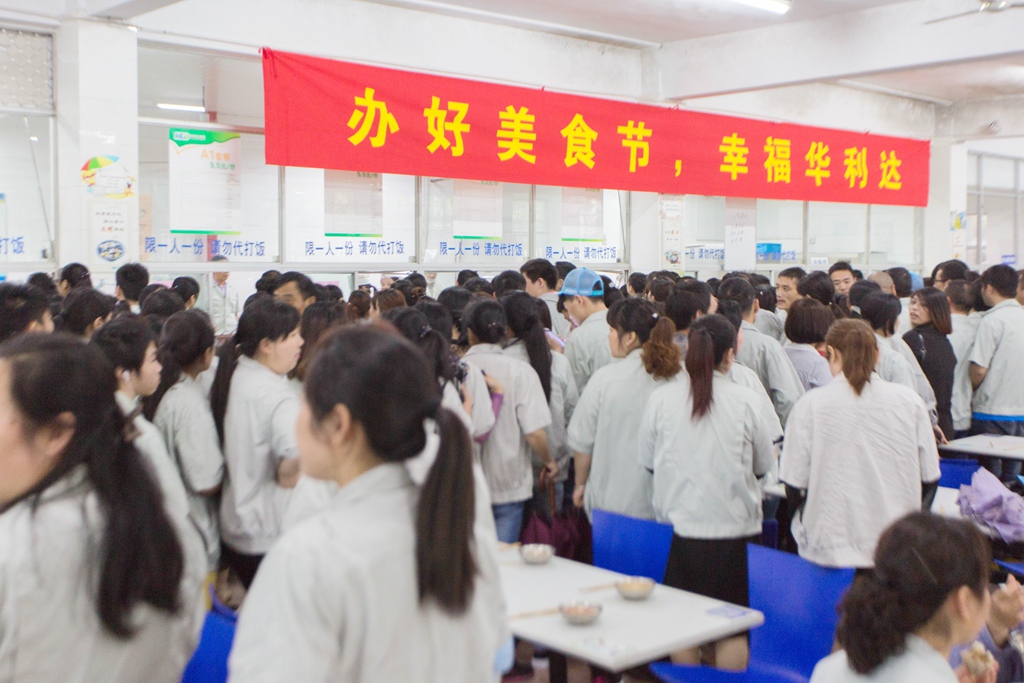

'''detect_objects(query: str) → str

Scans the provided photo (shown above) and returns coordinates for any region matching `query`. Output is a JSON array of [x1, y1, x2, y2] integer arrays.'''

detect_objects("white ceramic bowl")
[[615, 577, 655, 600], [559, 601, 602, 626], [519, 544, 555, 565]]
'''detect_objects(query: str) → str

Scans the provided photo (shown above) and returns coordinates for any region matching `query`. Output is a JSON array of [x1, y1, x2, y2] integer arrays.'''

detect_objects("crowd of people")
[[1, 255, 1024, 682]]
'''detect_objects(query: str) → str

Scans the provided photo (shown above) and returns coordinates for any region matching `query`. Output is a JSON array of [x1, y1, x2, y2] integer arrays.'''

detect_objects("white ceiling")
[[361, 0, 909, 44], [842, 54, 1024, 104]]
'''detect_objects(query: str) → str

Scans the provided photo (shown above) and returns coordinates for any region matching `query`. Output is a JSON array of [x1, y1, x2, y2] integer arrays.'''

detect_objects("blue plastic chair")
[[938, 459, 980, 489], [997, 560, 1024, 577], [181, 589, 238, 683], [591, 509, 674, 583], [651, 545, 855, 683]]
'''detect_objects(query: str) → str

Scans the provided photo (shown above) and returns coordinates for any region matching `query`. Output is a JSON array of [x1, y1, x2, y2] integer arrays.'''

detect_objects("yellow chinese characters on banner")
[[879, 151, 902, 190], [497, 105, 537, 163], [764, 137, 791, 184], [423, 97, 470, 157], [844, 147, 868, 189], [720, 134, 749, 180], [617, 120, 652, 173], [805, 142, 831, 186], [561, 114, 598, 169], [347, 87, 399, 148]]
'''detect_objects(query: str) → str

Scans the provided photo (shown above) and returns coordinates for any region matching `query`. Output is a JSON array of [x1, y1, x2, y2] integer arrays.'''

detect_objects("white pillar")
[[922, 138, 968, 273], [55, 20, 139, 276]]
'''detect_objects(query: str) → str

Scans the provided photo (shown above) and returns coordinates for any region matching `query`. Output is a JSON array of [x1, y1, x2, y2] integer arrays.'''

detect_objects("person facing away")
[[210, 297, 304, 588], [569, 297, 681, 520], [811, 513, 993, 683], [0, 333, 205, 683], [461, 297, 555, 544], [144, 310, 226, 576], [903, 286, 957, 441], [228, 326, 508, 683], [970, 264, 1024, 482], [947, 279, 981, 439], [717, 276, 805, 427], [560, 267, 613, 393], [779, 319, 941, 569], [783, 298, 835, 392], [640, 314, 775, 671], [114, 261, 149, 313]]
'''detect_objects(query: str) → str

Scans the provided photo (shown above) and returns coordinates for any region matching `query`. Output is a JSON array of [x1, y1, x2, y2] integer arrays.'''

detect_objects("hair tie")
[[423, 396, 441, 419], [418, 324, 432, 340], [652, 312, 659, 319]]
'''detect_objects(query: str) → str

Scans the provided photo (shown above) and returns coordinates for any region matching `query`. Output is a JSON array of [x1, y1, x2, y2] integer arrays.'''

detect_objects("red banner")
[[263, 49, 929, 207]]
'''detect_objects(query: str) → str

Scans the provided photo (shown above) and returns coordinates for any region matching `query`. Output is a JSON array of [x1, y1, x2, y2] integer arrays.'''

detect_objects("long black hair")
[[501, 292, 552, 401], [837, 512, 989, 675], [210, 298, 300, 444], [607, 297, 681, 380], [305, 326, 476, 612], [143, 310, 215, 421], [386, 307, 456, 385], [463, 297, 507, 346], [56, 287, 116, 337], [685, 314, 737, 419], [0, 333, 184, 637]]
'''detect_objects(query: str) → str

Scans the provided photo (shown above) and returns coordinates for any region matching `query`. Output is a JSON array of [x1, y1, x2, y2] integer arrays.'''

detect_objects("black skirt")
[[662, 534, 760, 608]]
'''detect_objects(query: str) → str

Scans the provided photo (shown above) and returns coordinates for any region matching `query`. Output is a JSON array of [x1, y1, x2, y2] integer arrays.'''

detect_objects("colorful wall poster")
[[169, 128, 242, 236]]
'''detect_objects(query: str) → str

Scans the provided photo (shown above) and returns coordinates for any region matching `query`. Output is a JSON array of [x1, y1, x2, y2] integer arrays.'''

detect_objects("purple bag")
[[958, 467, 1024, 543]]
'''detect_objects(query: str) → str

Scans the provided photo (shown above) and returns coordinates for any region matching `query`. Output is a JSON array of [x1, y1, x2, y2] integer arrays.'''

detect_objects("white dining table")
[[940, 435, 1024, 461], [497, 546, 764, 680]]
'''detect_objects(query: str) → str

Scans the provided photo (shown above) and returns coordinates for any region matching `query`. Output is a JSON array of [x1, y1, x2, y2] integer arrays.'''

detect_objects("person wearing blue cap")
[[560, 267, 613, 392]]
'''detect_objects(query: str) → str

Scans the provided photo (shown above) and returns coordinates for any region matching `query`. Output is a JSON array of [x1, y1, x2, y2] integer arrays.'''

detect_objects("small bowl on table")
[[615, 576, 655, 601], [519, 544, 554, 565], [559, 601, 602, 626]]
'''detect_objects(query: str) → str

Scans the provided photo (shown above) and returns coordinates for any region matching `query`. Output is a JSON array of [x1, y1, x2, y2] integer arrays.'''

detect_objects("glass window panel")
[[283, 168, 415, 265], [533, 186, 624, 263], [980, 194, 1017, 267], [981, 156, 1016, 191], [869, 205, 920, 267], [967, 193, 981, 268], [967, 154, 979, 191], [754, 199, 803, 265], [807, 201, 866, 264], [420, 178, 529, 268], [139, 124, 279, 264], [0, 114, 54, 264]]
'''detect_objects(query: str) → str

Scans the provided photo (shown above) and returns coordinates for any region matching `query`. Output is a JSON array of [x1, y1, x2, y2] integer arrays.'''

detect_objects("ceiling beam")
[[83, 0, 184, 20], [643, 0, 1024, 101], [938, 93, 1024, 139]]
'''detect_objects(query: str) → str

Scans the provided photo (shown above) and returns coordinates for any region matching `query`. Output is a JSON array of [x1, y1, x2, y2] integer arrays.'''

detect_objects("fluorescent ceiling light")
[[157, 103, 206, 113], [727, 0, 791, 14]]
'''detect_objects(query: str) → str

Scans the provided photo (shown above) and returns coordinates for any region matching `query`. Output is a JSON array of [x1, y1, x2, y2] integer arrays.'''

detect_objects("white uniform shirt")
[[970, 299, 1024, 418], [116, 391, 191, 523], [207, 282, 240, 336], [228, 463, 508, 683], [810, 635, 958, 683], [640, 372, 774, 539], [779, 374, 941, 568], [784, 343, 833, 392], [153, 374, 226, 571], [874, 334, 917, 393], [219, 355, 300, 554], [463, 344, 552, 505], [727, 363, 784, 495], [737, 321, 805, 427], [460, 361, 498, 439], [568, 350, 672, 519], [754, 308, 786, 344], [504, 340, 578, 483], [540, 291, 571, 340], [886, 335, 938, 420], [564, 309, 613, 393], [0, 467, 206, 683], [949, 312, 982, 431]]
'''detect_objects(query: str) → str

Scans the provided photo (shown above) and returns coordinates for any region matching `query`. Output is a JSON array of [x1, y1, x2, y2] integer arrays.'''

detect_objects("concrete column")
[[55, 20, 138, 275], [922, 137, 967, 272]]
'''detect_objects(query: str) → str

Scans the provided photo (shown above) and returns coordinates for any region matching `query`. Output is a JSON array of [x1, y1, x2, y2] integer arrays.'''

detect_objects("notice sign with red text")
[[263, 49, 930, 207]]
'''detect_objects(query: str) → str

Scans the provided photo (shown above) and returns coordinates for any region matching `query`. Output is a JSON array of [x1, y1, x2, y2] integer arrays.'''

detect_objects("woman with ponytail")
[[210, 297, 303, 587], [462, 297, 556, 543], [779, 319, 941, 570], [639, 313, 775, 670], [569, 297, 680, 520], [229, 325, 508, 682], [145, 310, 225, 576], [812, 513, 994, 683], [0, 333, 204, 681], [502, 291, 578, 518]]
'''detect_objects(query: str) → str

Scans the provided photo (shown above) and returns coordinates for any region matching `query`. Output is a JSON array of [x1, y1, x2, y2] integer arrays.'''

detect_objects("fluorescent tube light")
[[157, 103, 206, 113], [727, 0, 791, 14]]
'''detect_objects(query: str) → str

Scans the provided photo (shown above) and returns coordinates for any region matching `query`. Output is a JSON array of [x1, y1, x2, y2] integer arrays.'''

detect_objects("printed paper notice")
[[169, 128, 242, 235]]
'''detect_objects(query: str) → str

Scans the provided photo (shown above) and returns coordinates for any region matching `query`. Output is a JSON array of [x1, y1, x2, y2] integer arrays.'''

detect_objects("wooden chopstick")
[[578, 582, 618, 593], [508, 607, 560, 620]]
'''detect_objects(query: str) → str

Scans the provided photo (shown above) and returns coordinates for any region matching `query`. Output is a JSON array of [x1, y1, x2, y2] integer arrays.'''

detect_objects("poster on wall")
[[453, 180, 503, 240], [169, 128, 242, 236], [659, 196, 683, 269], [950, 211, 967, 261], [81, 155, 136, 270], [724, 199, 756, 272], [561, 187, 603, 243], [324, 170, 383, 237]]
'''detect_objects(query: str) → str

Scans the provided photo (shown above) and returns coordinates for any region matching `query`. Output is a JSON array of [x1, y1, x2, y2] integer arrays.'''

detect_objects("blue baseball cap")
[[910, 271, 924, 292], [559, 267, 604, 298]]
